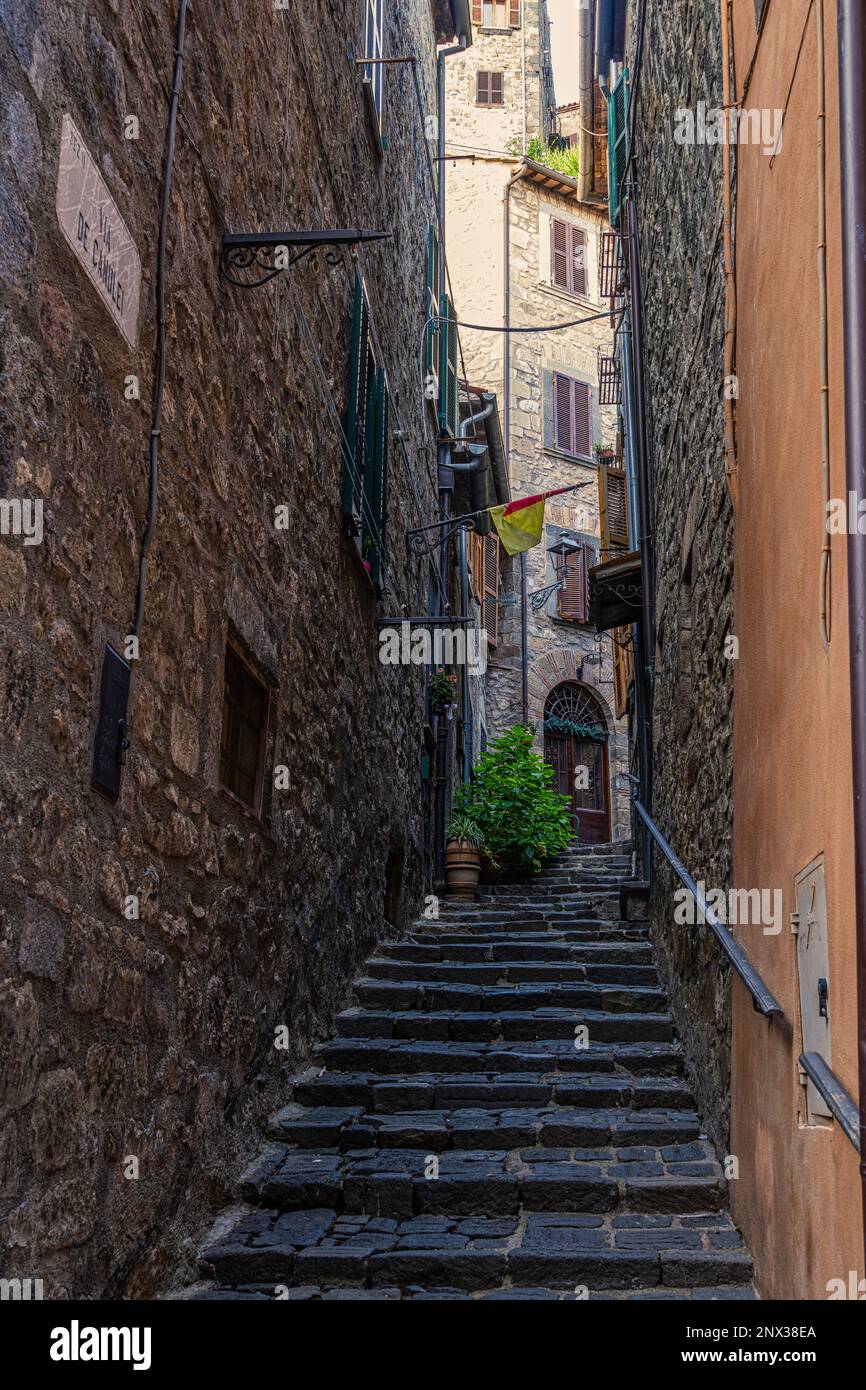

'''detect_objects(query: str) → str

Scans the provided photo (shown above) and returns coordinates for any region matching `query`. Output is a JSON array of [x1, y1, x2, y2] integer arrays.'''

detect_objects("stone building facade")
[[0, 0, 467, 1297], [623, 0, 735, 1148], [446, 0, 628, 842]]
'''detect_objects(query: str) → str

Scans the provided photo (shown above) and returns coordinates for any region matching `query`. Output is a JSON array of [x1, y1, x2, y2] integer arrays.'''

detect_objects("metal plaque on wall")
[[55, 113, 141, 348]]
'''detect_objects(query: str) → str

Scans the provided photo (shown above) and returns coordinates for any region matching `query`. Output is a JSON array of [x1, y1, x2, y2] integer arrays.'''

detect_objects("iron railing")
[[799, 1051, 861, 1151], [633, 800, 784, 1019]]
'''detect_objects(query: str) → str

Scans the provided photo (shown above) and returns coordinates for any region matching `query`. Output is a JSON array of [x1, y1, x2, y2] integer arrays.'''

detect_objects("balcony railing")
[[799, 1051, 861, 1151]]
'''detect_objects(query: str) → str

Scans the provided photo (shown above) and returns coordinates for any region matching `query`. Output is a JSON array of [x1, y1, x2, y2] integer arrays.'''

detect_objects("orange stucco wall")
[[729, 0, 862, 1299]]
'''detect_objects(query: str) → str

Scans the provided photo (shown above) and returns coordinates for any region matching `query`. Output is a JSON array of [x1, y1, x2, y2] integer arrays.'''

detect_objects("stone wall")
[[626, 0, 734, 1149], [0, 0, 446, 1296]]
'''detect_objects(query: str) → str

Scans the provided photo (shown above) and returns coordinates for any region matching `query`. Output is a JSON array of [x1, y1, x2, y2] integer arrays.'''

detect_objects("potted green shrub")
[[444, 806, 486, 899], [465, 725, 573, 876], [429, 668, 457, 716]]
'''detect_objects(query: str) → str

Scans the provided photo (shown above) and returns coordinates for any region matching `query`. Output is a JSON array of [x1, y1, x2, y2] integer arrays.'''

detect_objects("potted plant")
[[594, 441, 616, 464], [429, 668, 457, 716], [444, 807, 486, 900], [466, 724, 573, 876]]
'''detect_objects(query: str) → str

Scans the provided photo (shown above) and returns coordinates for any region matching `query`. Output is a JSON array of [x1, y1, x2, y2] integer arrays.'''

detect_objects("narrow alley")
[[0, 0, 865, 1364]]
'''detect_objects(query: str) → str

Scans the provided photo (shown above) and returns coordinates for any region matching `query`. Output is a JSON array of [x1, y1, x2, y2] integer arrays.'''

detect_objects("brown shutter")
[[551, 218, 569, 289], [509, 0, 521, 27], [556, 545, 589, 623], [483, 534, 499, 646], [471, 0, 482, 23], [613, 626, 634, 718], [571, 226, 587, 296], [606, 467, 629, 548], [491, 71, 503, 104], [573, 381, 591, 458], [470, 531, 483, 603], [476, 71, 489, 104], [554, 372, 573, 452]]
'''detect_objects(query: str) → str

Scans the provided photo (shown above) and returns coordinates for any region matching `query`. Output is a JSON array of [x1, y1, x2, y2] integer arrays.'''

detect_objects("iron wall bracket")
[[220, 230, 391, 289]]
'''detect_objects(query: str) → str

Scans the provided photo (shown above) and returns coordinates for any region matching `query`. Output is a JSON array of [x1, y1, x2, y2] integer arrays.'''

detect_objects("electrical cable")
[[132, 0, 189, 639]]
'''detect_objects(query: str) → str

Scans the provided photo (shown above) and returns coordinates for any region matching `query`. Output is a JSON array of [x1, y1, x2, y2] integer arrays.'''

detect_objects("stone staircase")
[[174, 844, 755, 1300]]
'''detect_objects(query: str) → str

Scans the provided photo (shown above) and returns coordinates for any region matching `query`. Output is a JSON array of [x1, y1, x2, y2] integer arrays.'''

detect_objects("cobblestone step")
[[334, 1007, 675, 1043], [171, 845, 754, 1300], [195, 1209, 749, 1293], [290, 1070, 695, 1112], [314, 1037, 685, 1075], [353, 978, 668, 1014], [367, 956, 658, 985]]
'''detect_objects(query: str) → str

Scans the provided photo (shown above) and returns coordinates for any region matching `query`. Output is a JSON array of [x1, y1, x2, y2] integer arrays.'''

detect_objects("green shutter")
[[426, 224, 441, 382], [366, 369, 389, 593], [343, 272, 372, 529], [438, 292, 458, 437], [607, 68, 629, 227]]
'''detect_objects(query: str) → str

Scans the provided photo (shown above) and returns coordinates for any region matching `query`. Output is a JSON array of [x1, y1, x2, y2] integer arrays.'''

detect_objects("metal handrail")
[[634, 800, 784, 1019], [799, 1052, 861, 1151]]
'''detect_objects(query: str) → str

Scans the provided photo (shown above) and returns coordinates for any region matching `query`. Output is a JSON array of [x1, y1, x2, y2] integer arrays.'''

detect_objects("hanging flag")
[[488, 485, 578, 556]]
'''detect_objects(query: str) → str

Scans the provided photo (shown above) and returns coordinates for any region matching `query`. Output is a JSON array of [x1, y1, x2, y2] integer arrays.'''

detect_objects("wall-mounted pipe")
[[836, 0, 866, 1278]]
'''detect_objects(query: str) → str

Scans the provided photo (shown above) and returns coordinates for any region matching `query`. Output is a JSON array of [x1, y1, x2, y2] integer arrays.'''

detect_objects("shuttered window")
[[555, 544, 591, 624], [476, 70, 504, 106], [597, 462, 630, 558], [551, 218, 587, 296], [553, 373, 592, 459], [482, 533, 499, 646], [612, 626, 634, 718], [426, 223, 441, 392], [607, 68, 629, 225], [363, 0, 385, 131], [474, 0, 520, 25], [343, 273, 389, 593]]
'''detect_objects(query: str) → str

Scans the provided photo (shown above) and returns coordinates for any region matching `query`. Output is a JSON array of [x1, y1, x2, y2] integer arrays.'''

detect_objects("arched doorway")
[[543, 682, 611, 845]]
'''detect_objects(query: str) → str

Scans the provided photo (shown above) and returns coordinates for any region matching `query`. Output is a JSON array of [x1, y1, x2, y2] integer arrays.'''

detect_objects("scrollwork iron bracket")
[[220, 230, 391, 290]]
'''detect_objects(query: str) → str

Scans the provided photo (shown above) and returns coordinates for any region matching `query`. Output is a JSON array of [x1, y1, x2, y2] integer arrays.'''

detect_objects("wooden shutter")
[[366, 370, 389, 591], [551, 218, 569, 289], [509, 0, 521, 27], [556, 545, 589, 623], [570, 226, 587, 296], [482, 534, 499, 646], [598, 463, 630, 558], [471, 0, 482, 23], [553, 372, 573, 452], [438, 293, 458, 436], [343, 273, 373, 530], [573, 381, 591, 457], [426, 223, 440, 381], [476, 71, 489, 104], [607, 68, 630, 225], [613, 626, 634, 718], [469, 530, 484, 603], [490, 71, 503, 105]]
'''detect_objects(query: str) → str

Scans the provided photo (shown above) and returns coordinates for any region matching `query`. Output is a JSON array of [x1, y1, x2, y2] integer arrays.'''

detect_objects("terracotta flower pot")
[[444, 839, 481, 900]]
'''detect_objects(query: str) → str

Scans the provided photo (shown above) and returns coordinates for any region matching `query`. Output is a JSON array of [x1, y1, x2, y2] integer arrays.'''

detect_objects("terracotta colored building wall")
[[729, 0, 863, 1299]]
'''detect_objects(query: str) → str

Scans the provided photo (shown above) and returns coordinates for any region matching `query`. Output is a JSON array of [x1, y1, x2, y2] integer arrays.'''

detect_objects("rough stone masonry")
[[0, 0, 449, 1296]]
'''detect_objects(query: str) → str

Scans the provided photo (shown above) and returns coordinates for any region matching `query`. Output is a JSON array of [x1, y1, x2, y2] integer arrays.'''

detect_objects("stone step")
[[382, 938, 654, 964], [268, 1104, 702, 1152], [351, 976, 669, 1013], [199, 1208, 749, 1293], [367, 956, 659, 986], [334, 1007, 674, 1044], [238, 1141, 727, 1219], [314, 1037, 685, 1076], [291, 1070, 695, 1113], [179, 1283, 756, 1301], [432, 909, 646, 928]]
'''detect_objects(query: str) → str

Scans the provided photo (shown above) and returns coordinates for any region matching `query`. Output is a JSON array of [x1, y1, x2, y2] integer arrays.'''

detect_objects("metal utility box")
[[794, 854, 832, 1122]]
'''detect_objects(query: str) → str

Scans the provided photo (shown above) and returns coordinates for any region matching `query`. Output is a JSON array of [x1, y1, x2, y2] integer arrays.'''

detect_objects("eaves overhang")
[[588, 549, 642, 631]]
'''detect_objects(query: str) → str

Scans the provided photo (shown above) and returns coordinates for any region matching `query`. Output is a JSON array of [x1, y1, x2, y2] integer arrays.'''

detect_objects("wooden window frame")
[[551, 217, 588, 297], [220, 638, 270, 816], [552, 371, 592, 461], [476, 70, 505, 106]]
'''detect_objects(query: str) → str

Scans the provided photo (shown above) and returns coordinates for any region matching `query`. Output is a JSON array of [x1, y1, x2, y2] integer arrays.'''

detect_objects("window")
[[551, 218, 587, 296], [220, 642, 269, 811], [597, 461, 630, 558], [553, 372, 592, 459], [342, 273, 389, 592], [476, 71, 504, 106], [364, 0, 385, 133], [468, 530, 499, 647], [554, 543, 592, 624], [472, 0, 520, 26]]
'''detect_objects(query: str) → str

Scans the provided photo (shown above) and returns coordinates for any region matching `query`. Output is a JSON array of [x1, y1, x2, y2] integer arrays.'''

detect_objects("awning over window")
[[588, 550, 642, 631]]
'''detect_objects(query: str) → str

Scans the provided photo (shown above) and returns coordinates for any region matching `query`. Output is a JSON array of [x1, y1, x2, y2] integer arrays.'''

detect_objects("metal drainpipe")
[[504, 172, 530, 724], [836, 0, 866, 1273], [625, 192, 654, 879], [434, 37, 467, 883]]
